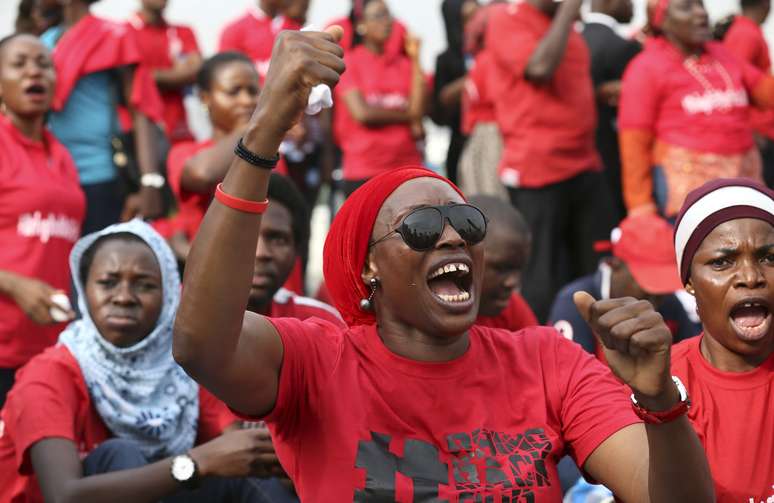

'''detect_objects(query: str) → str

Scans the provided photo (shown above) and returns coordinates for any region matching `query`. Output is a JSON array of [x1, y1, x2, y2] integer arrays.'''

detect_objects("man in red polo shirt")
[[485, 0, 615, 322], [219, 0, 302, 84], [126, 0, 201, 144]]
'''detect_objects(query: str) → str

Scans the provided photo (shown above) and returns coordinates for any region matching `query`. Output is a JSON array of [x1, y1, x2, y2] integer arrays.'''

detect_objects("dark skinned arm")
[[30, 429, 281, 503], [173, 28, 346, 416], [154, 53, 203, 91], [439, 76, 466, 109], [524, 0, 583, 84], [575, 293, 715, 503], [119, 66, 164, 219], [180, 127, 246, 194]]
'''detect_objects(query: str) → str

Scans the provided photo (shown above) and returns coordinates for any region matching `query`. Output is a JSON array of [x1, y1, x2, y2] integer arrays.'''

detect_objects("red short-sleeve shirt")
[[0, 117, 85, 369], [723, 15, 774, 141], [334, 45, 423, 181], [0, 345, 234, 503], [475, 293, 538, 331], [240, 318, 640, 502], [126, 14, 199, 143], [461, 51, 497, 135], [671, 336, 774, 501], [218, 8, 301, 84], [484, 2, 599, 189], [619, 38, 762, 155]]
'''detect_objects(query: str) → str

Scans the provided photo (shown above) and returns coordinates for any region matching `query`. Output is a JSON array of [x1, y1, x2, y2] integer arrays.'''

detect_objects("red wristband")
[[214, 183, 269, 214], [631, 376, 691, 425]]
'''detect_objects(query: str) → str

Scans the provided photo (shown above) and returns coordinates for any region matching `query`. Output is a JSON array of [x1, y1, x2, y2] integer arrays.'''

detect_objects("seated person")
[[246, 173, 344, 324], [468, 195, 537, 330], [549, 214, 700, 357], [0, 220, 274, 503]]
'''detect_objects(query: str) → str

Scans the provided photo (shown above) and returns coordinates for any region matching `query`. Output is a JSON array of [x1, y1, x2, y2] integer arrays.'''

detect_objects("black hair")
[[78, 233, 148, 285], [713, 14, 737, 40], [267, 173, 310, 261], [349, 0, 379, 47], [742, 0, 769, 8], [196, 51, 256, 92], [467, 195, 531, 241]]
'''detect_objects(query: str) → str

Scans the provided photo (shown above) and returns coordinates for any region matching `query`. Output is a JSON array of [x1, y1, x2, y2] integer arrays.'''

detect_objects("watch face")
[[172, 456, 196, 481]]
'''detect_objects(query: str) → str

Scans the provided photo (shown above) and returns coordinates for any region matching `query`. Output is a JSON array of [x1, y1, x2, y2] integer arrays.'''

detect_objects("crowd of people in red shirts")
[[0, 0, 773, 501]]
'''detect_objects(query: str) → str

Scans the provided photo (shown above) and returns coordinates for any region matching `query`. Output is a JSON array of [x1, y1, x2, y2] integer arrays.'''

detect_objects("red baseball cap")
[[609, 214, 683, 294]]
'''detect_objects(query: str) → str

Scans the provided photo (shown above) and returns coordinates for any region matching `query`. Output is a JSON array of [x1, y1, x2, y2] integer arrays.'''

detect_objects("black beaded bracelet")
[[234, 138, 280, 170]]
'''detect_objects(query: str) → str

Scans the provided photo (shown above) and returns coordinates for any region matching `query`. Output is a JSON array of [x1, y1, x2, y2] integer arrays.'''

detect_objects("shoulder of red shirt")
[[271, 288, 346, 329]]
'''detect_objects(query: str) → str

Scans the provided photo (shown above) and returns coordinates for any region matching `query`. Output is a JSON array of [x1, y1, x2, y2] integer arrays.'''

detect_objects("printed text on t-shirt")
[[17, 212, 80, 243]]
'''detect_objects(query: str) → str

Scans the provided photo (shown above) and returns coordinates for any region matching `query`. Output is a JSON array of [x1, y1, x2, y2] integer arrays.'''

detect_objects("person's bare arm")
[[343, 90, 414, 125], [173, 28, 346, 417], [524, 0, 583, 83], [0, 270, 74, 324], [439, 76, 466, 109], [154, 53, 203, 91], [120, 66, 164, 219], [31, 430, 278, 503], [180, 127, 246, 194], [405, 35, 426, 121], [574, 293, 714, 503]]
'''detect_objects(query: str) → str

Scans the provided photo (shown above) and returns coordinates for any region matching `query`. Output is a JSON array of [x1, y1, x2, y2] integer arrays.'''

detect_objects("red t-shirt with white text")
[[475, 293, 538, 331], [247, 319, 640, 502], [619, 38, 762, 154], [484, 2, 599, 188], [126, 14, 199, 143], [723, 15, 774, 141], [269, 288, 345, 329], [671, 336, 774, 502], [334, 45, 422, 181], [0, 117, 85, 369], [0, 345, 234, 503], [218, 7, 301, 84]]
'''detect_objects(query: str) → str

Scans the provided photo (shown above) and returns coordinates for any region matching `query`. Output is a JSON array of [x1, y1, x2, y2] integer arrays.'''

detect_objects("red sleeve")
[[741, 58, 765, 94], [218, 21, 241, 52], [177, 26, 200, 55], [166, 141, 197, 199], [724, 23, 761, 67], [550, 331, 641, 467], [196, 387, 238, 444], [260, 318, 343, 435], [484, 9, 537, 79], [618, 54, 661, 131], [2, 354, 83, 473]]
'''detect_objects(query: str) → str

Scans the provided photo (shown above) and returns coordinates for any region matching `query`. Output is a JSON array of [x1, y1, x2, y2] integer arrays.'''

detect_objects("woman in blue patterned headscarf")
[[0, 219, 281, 503]]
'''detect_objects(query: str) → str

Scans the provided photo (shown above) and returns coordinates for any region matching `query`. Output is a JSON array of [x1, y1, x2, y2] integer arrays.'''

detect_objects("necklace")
[[683, 56, 735, 93]]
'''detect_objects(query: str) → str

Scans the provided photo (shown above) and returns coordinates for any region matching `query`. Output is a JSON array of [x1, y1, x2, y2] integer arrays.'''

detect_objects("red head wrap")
[[323, 166, 465, 326], [648, 0, 670, 31]]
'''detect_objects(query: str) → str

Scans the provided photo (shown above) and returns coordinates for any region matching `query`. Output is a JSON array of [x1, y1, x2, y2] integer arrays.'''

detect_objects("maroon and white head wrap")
[[674, 178, 774, 285]]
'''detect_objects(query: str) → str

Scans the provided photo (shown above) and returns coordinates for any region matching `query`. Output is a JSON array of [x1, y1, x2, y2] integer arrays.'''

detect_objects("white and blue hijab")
[[59, 219, 198, 461]]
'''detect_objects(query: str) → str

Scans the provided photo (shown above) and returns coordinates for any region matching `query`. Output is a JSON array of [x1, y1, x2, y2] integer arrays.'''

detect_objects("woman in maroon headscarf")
[[619, 0, 774, 219], [173, 27, 714, 502]]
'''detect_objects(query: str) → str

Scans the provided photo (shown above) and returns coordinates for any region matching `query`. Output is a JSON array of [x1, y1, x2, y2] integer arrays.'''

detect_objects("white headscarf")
[[60, 219, 198, 461]]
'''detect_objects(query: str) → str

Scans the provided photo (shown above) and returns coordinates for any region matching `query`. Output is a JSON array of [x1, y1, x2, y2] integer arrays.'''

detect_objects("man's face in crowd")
[[247, 200, 297, 313], [478, 224, 530, 317], [609, 258, 666, 309]]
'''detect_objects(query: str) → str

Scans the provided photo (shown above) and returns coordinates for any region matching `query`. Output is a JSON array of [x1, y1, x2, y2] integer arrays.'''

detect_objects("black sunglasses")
[[370, 204, 488, 251]]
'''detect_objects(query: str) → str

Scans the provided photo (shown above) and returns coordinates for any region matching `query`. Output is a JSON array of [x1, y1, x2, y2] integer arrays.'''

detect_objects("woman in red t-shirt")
[[671, 178, 774, 501], [334, 0, 425, 196], [0, 220, 283, 503], [0, 34, 85, 406], [619, 0, 774, 219], [173, 29, 716, 502]]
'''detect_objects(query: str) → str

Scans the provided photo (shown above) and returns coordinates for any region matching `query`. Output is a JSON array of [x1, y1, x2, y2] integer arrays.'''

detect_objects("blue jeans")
[[83, 439, 298, 503]]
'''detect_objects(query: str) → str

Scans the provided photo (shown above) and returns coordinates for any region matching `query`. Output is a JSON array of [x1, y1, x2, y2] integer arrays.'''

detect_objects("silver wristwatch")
[[140, 172, 166, 189], [170, 453, 199, 489]]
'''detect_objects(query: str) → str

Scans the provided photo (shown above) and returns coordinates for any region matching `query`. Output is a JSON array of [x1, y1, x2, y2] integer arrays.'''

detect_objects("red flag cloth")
[[50, 14, 163, 124], [323, 166, 464, 326]]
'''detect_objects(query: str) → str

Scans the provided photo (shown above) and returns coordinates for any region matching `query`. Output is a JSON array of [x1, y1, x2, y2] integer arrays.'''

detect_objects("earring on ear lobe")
[[359, 277, 379, 312]]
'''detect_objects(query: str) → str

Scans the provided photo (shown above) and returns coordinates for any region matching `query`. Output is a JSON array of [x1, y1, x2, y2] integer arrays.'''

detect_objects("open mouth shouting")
[[729, 298, 773, 342], [427, 259, 474, 310]]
